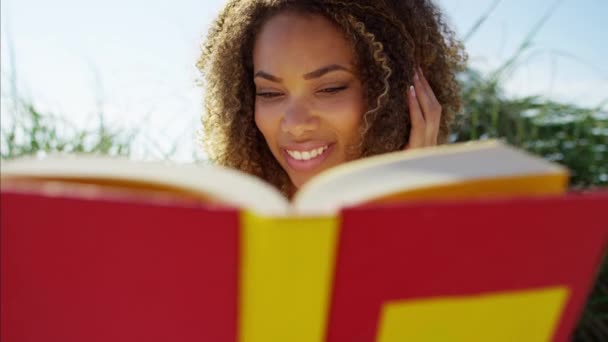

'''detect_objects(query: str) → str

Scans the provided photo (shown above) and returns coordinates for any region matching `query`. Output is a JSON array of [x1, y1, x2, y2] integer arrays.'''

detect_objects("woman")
[[198, 0, 466, 198]]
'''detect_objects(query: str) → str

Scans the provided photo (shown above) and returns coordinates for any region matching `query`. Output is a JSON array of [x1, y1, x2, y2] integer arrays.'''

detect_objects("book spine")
[[238, 212, 338, 342]]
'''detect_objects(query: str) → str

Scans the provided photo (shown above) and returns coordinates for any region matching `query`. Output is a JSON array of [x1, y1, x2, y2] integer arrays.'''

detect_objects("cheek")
[[254, 105, 278, 146], [324, 92, 365, 140]]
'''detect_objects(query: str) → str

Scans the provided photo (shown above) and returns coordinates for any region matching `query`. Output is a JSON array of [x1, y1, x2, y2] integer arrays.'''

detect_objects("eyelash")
[[256, 92, 281, 99], [256, 86, 348, 98], [320, 86, 348, 94]]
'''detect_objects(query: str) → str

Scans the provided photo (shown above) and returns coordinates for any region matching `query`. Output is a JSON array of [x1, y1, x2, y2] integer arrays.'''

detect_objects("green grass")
[[1, 99, 134, 159], [453, 67, 607, 190]]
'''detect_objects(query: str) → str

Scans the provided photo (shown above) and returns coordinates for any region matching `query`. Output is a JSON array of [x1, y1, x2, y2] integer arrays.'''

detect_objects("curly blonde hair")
[[197, 0, 466, 196]]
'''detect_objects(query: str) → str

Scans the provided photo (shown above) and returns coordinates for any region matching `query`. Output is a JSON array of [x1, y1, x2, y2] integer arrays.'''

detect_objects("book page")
[[293, 141, 568, 215], [1, 155, 290, 215]]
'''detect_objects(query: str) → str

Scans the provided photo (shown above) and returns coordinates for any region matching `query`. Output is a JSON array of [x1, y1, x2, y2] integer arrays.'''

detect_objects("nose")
[[281, 100, 319, 137]]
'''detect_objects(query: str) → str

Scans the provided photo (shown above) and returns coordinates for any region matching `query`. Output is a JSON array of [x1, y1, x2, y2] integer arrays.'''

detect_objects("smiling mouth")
[[282, 144, 334, 171], [285, 145, 329, 161]]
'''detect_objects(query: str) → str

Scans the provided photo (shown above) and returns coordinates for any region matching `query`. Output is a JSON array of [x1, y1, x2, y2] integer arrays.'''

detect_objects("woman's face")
[[253, 12, 365, 189]]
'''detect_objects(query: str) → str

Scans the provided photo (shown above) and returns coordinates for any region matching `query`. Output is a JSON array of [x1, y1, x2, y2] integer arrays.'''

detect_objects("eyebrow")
[[254, 64, 351, 83]]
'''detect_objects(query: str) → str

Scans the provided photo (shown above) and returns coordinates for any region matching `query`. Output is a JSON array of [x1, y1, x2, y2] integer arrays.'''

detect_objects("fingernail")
[[410, 85, 416, 97], [414, 71, 419, 81]]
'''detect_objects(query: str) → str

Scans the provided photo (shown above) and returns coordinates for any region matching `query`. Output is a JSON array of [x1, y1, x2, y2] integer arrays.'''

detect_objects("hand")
[[404, 67, 442, 150]]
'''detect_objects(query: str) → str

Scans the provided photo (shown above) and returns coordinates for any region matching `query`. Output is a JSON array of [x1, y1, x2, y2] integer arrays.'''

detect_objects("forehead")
[[253, 12, 356, 73]]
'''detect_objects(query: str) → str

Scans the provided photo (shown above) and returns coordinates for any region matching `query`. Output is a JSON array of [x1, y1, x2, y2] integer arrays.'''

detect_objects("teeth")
[[286, 145, 328, 161]]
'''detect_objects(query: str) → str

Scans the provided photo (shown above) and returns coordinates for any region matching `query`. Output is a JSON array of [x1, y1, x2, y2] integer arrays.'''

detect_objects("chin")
[[289, 173, 314, 190], [287, 161, 339, 190], [289, 176, 306, 190]]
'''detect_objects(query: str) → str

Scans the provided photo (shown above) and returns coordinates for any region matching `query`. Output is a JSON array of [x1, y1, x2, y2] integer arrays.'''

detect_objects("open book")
[[2, 139, 607, 342], [0, 140, 568, 215]]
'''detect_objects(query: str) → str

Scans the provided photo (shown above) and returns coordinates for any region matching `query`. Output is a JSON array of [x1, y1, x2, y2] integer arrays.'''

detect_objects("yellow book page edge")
[[368, 173, 568, 205]]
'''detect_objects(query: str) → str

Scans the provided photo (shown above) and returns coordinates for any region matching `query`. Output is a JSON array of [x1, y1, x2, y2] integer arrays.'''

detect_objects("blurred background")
[[1, 1, 607, 338], [1, 0, 606, 167]]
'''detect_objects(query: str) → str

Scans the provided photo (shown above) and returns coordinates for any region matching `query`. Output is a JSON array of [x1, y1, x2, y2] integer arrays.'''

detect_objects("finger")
[[413, 69, 439, 121], [417, 67, 442, 124], [414, 68, 441, 144], [417, 67, 439, 104], [406, 85, 426, 149]]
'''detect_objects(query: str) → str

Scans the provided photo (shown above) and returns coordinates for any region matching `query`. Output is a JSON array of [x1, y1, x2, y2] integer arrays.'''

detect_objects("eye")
[[318, 86, 348, 94], [256, 92, 283, 99]]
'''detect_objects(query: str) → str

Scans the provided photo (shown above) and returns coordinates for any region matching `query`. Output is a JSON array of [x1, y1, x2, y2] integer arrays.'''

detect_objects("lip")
[[282, 141, 331, 151], [281, 143, 335, 171]]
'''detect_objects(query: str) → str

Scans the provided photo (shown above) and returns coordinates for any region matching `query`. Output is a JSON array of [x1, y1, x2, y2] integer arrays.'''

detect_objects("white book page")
[[1, 155, 290, 216], [293, 141, 567, 216]]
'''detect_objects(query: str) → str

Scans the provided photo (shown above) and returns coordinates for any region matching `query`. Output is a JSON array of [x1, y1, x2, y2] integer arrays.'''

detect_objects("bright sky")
[[1, 0, 606, 160]]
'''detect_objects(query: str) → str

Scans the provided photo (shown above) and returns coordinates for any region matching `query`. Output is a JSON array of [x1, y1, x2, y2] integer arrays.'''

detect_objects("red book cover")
[[327, 193, 608, 341], [2, 189, 607, 341], [1, 191, 240, 342]]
